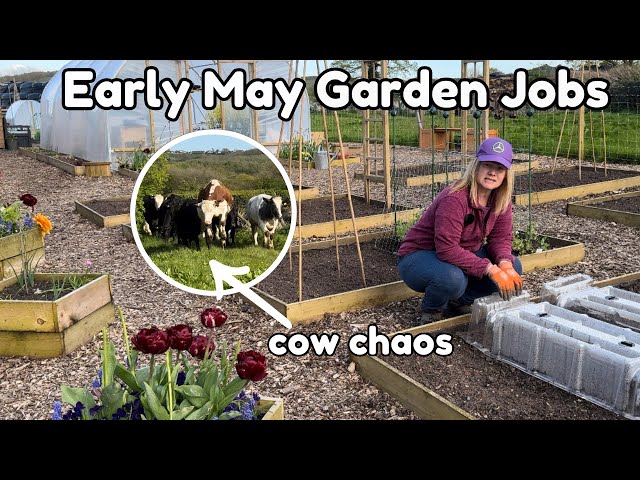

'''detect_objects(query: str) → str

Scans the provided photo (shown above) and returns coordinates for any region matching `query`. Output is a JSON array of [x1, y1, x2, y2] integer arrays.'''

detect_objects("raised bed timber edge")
[[355, 160, 540, 187], [116, 167, 140, 180], [18, 147, 111, 177], [0, 273, 115, 358], [294, 194, 422, 239], [258, 396, 285, 420], [0, 229, 45, 281], [248, 231, 585, 325], [75, 197, 131, 229], [292, 185, 320, 201], [513, 166, 640, 206], [566, 190, 640, 228], [352, 271, 640, 420]]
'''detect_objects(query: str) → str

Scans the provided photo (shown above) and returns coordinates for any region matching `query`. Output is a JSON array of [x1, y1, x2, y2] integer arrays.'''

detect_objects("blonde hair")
[[449, 158, 514, 215]]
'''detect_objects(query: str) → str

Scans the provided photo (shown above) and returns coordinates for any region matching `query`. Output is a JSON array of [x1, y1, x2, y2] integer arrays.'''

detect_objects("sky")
[[0, 59, 569, 79], [170, 135, 253, 152]]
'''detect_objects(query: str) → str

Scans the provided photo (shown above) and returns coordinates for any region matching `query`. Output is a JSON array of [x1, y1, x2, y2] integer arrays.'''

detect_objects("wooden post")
[[297, 61, 307, 302], [184, 60, 193, 133], [381, 60, 391, 208], [145, 61, 156, 150], [460, 61, 468, 158], [483, 60, 490, 142], [249, 61, 259, 141], [578, 62, 585, 180], [177, 61, 186, 135]]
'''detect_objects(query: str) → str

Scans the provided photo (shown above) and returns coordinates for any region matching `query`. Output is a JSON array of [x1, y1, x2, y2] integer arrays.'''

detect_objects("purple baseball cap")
[[477, 137, 513, 169]]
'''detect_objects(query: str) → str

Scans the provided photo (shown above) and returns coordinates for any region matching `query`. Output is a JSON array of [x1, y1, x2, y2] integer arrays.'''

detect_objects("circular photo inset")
[[131, 130, 297, 296]]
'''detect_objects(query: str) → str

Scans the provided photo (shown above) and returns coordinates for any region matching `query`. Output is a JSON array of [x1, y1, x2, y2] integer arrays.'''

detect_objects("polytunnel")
[[5, 100, 41, 135], [40, 60, 311, 168]]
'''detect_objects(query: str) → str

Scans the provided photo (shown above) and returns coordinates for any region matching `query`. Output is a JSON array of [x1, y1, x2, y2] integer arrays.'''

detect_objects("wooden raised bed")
[[513, 166, 640, 206], [566, 190, 640, 228], [75, 196, 131, 228], [352, 271, 640, 420], [122, 224, 134, 242], [0, 229, 45, 281], [116, 167, 140, 180], [292, 185, 320, 201], [18, 147, 111, 177], [294, 194, 422, 239], [250, 231, 584, 324], [0, 273, 115, 357], [355, 160, 539, 187], [258, 396, 285, 420]]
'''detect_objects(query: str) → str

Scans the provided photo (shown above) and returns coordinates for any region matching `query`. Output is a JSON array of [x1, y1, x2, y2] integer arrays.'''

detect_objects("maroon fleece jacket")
[[397, 185, 515, 278]]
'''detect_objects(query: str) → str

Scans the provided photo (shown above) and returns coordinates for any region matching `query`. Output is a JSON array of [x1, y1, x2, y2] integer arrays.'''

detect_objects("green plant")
[[395, 210, 422, 239], [33, 129, 40, 143], [54, 306, 269, 420], [512, 223, 549, 256], [118, 146, 151, 172], [279, 135, 319, 162]]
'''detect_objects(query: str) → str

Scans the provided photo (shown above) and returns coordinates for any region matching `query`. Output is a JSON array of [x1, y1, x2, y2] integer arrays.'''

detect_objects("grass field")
[[139, 226, 290, 290], [311, 106, 640, 164]]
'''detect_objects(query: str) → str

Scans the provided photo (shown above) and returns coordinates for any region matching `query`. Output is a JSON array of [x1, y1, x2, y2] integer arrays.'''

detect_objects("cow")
[[198, 179, 234, 246], [197, 199, 229, 248], [142, 194, 164, 235], [198, 179, 234, 206], [174, 199, 203, 250], [156, 194, 184, 241], [246, 194, 284, 249]]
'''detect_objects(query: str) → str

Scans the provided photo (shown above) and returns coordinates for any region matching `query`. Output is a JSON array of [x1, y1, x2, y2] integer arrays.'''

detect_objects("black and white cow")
[[142, 194, 164, 235], [157, 194, 184, 241], [246, 194, 284, 249]]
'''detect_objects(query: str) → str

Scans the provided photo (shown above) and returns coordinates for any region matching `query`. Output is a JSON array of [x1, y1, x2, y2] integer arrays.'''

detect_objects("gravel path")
[[1, 146, 639, 420]]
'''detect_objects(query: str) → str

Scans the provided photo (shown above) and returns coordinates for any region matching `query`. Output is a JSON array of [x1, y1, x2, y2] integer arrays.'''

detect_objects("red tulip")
[[236, 350, 268, 381], [19, 194, 37, 211], [166, 324, 193, 351], [200, 306, 228, 329], [131, 326, 170, 354], [188, 335, 216, 360]]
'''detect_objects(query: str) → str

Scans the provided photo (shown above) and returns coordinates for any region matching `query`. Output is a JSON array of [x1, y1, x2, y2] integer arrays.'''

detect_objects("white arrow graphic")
[[209, 259, 292, 329]]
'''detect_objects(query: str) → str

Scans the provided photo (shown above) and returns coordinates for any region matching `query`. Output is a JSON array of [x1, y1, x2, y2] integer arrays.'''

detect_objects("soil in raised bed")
[[1, 279, 86, 301], [384, 336, 623, 420], [256, 241, 401, 303], [591, 194, 640, 214], [372, 163, 465, 178], [82, 199, 131, 217], [617, 279, 640, 294], [513, 168, 637, 195], [299, 196, 400, 225]]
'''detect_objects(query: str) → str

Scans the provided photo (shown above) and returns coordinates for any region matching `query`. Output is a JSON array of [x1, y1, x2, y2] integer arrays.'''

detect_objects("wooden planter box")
[[75, 196, 131, 228], [18, 147, 111, 177], [566, 191, 640, 228], [294, 194, 422, 239], [292, 185, 320, 201], [257, 396, 285, 420], [355, 160, 539, 187], [116, 167, 140, 180], [0, 229, 45, 281], [513, 166, 640, 206], [352, 271, 640, 420], [250, 232, 584, 325], [0, 273, 115, 357], [122, 224, 134, 242]]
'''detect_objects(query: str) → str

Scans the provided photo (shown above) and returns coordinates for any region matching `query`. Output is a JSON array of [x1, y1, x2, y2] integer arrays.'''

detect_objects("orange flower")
[[34, 213, 53, 236]]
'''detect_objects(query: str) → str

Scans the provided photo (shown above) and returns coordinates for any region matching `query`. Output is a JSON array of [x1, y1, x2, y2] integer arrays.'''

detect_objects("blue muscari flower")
[[91, 368, 102, 388], [73, 402, 85, 416], [52, 401, 62, 420], [177, 371, 186, 386], [5, 222, 13, 232], [237, 391, 247, 400], [252, 392, 260, 402], [89, 405, 103, 417], [24, 216, 34, 229], [240, 401, 254, 420]]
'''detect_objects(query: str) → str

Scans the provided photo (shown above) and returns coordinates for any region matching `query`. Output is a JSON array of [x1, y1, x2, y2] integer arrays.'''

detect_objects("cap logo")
[[492, 141, 505, 153]]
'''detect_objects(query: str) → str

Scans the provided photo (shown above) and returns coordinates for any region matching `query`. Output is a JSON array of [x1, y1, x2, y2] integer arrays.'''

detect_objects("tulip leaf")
[[174, 384, 205, 398], [219, 377, 247, 413], [114, 364, 142, 393], [100, 333, 117, 387], [143, 382, 170, 420], [219, 411, 242, 420], [185, 401, 212, 420], [171, 405, 195, 420], [61, 386, 96, 411], [100, 382, 127, 418]]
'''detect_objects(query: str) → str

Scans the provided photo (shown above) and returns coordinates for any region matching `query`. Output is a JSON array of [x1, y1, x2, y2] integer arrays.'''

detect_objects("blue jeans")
[[397, 247, 523, 313]]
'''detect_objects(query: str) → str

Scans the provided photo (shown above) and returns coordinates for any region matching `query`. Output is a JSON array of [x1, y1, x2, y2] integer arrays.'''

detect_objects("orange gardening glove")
[[498, 260, 523, 296], [486, 264, 516, 301]]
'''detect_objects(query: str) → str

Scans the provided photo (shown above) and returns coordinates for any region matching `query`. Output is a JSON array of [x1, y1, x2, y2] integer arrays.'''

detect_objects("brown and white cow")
[[198, 180, 234, 247]]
